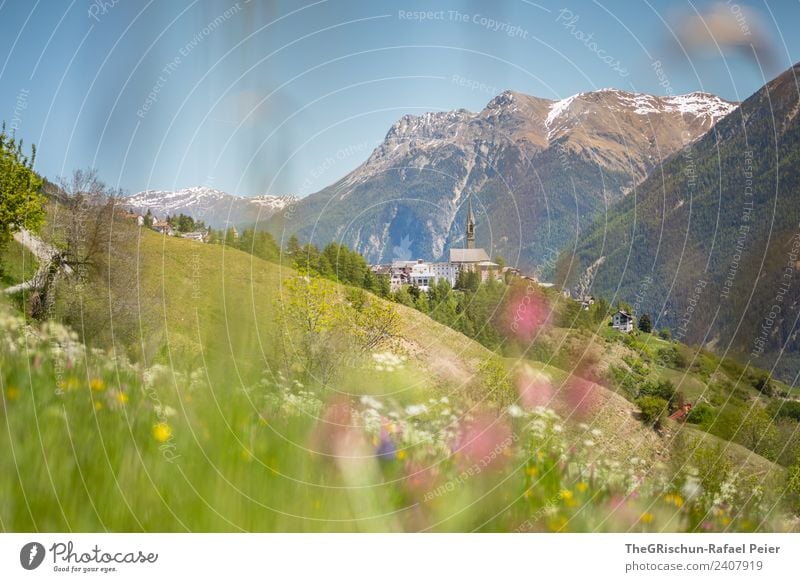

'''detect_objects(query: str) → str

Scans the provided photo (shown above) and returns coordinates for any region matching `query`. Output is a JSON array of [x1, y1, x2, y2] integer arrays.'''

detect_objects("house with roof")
[[611, 310, 634, 332], [448, 195, 499, 281], [669, 403, 693, 422]]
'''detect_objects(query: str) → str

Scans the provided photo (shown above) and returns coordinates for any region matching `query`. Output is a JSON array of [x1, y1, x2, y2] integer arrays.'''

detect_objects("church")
[[372, 195, 499, 291], [448, 195, 499, 281]]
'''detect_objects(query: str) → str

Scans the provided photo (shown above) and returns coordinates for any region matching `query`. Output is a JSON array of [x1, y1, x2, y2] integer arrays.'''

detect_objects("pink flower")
[[516, 365, 553, 408], [452, 413, 512, 470]]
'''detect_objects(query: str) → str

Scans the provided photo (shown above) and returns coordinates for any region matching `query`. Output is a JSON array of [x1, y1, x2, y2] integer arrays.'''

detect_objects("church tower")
[[465, 195, 476, 249]]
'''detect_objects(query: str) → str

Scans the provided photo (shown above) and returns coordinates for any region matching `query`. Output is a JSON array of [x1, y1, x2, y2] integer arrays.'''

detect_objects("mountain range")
[[560, 63, 800, 377], [123, 187, 296, 227], [266, 88, 735, 268]]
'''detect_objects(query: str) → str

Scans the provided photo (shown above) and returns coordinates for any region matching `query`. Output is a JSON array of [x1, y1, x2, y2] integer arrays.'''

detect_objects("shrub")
[[686, 403, 714, 425], [636, 396, 668, 429]]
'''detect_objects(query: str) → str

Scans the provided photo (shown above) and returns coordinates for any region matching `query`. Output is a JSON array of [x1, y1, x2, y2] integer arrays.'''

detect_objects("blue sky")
[[1, 0, 798, 198]]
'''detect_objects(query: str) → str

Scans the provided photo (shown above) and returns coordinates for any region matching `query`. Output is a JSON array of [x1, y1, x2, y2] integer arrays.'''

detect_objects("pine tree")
[[638, 313, 652, 333]]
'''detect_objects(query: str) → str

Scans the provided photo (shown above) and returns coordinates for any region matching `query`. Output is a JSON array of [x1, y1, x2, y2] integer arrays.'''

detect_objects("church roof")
[[449, 248, 490, 263], [467, 196, 476, 224]]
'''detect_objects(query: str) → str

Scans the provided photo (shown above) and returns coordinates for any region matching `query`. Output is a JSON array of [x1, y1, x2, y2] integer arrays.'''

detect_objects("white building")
[[409, 262, 435, 291], [612, 310, 634, 332]]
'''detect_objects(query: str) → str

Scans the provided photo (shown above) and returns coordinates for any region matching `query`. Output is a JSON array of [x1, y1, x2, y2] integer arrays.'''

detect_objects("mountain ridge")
[[123, 186, 297, 228], [268, 87, 736, 269]]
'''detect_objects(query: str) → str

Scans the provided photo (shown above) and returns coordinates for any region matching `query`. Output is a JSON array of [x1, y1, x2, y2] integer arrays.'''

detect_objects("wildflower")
[[526, 466, 539, 477], [640, 512, 654, 524], [507, 404, 524, 418], [153, 423, 173, 443], [559, 489, 574, 502], [5, 387, 20, 401], [94, 401, 103, 411], [396, 450, 407, 461], [116, 392, 129, 405], [405, 404, 427, 417], [61, 377, 80, 391], [583, 440, 596, 448], [375, 432, 397, 461], [90, 378, 105, 392], [576, 482, 589, 493]]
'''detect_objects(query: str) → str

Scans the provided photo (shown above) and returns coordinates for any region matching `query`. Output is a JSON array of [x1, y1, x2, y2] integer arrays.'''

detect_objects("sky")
[[1, 0, 798, 198]]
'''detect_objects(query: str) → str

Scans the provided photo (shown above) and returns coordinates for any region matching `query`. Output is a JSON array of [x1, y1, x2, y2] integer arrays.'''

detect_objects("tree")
[[658, 327, 672, 341], [143, 209, 154, 228], [0, 127, 45, 252], [754, 373, 775, 397], [285, 234, 301, 258], [636, 395, 668, 429], [638, 313, 652, 333], [738, 407, 777, 458]]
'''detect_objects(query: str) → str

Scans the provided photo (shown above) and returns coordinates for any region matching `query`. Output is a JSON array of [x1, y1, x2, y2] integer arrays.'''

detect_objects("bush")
[[636, 396, 668, 429], [686, 403, 714, 425]]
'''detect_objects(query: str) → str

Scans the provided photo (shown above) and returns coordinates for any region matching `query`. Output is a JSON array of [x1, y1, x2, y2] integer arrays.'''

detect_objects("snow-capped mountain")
[[268, 88, 736, 269], [124, 187, 296, 228]]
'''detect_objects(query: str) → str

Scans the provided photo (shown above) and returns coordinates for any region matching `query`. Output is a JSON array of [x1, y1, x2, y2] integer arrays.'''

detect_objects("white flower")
[[507, 404, 524, 418], [405, 404, 428, 417], [682, 477, 703, 501], [359, 395, 383, 410]]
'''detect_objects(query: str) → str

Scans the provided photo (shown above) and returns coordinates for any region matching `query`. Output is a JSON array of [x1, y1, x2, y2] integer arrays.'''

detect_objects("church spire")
[[466, 195, 476, 249]]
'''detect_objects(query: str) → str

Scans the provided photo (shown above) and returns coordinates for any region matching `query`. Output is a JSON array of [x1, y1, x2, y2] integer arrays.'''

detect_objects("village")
[[127, 196, 639, 335]]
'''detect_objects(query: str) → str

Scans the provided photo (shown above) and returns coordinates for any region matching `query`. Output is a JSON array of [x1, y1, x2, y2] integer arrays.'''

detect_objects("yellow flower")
[[721, 516, 732, 526], [396, 450, 406, 460], [576, 482, 589, 493], [559, 489, 574, 502], [5, 387, 20, 401], [94, 401, 103, 411], [116, 392, 129, 405], [523, 488, 533, 499], [526, 466, 539, 477], [152, 423, 172, 443], [61, 377, 80, 391], [547, 515, 568, 532], [90, 378, 105, 392], [640, 512, 654, 524]]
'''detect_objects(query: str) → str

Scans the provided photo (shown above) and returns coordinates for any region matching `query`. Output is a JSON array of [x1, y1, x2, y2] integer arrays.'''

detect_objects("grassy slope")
[[0, 238, 37, 290], [0, 227, 787, 531], [136, 228, 782, 475]]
